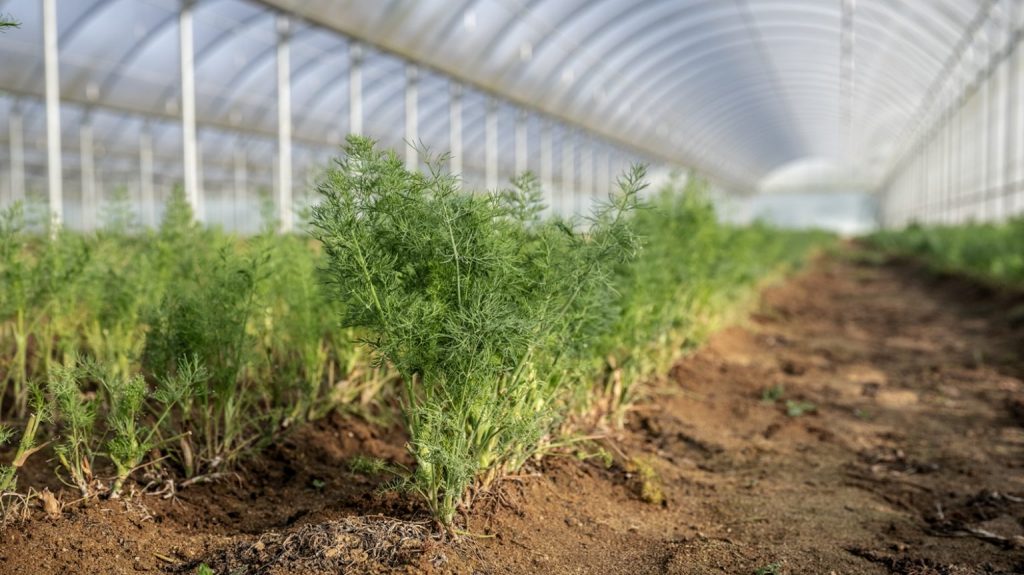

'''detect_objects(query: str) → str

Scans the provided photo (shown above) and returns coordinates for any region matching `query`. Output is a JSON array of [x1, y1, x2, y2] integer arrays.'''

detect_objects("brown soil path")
[[447, 252, 1024, 574], [2, 251, 1023, 574]]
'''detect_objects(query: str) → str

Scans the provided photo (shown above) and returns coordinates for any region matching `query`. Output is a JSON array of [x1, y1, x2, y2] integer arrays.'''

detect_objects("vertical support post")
[[1004, 1, 1021, 217], [43, 0, 62, 226], [984, 17, 1000, 221], [180, 0, 199, 215], [979, 51, 990, 220], [944, 106, 954, 223], [840, 0, 855, 161], [450, 83, 462, 175], [349, 43, 363, 136], [580, 137, 593, 212], [405, 65, 418, 170], [485, 99, 498, 189], [9, 113, 24, 204], [80, 120, 96, 231], [515, 110, 527, 175], [140, 128, 155, 227], [921, 143, 929, 224], [951, 104, 960, 224], [562, 129, 575, 215], [598, 146, 609, 195], [276, 15, 293, 232], [195, 139, 204, 222], [233, 146, 247, 232], [925, 139, 933, 222], [540, 120, 552, 192], [991, 28, 1006, 221]]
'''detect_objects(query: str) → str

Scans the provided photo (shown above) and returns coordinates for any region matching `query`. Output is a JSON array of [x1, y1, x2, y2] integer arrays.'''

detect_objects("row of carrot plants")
[[868, 218, 1024, 286], [0, 136, 830, 523]]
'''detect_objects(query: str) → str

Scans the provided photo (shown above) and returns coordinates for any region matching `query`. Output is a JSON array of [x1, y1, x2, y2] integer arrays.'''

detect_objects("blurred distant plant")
[[100, 186, 139, 234], [589, 174, 831, 426], [0, 13, 18, 29], [868, 218, 1024, 286]]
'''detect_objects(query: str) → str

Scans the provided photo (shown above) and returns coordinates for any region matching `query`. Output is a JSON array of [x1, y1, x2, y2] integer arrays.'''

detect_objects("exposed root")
[[195, 515, 440, 574]]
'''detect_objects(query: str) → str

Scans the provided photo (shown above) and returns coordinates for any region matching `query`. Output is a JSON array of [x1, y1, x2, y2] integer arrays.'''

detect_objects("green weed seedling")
[[785, 400, 817, 418], [754, 562, 782, 575], [762, 384, 785, 403]]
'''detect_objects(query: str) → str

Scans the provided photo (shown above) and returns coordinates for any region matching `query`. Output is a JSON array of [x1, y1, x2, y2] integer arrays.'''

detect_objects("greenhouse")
[[0, 1, 1022, 573]]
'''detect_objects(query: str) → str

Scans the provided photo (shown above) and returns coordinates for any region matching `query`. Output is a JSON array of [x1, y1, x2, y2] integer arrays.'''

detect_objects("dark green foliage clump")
[[311, 137, 640, 523]]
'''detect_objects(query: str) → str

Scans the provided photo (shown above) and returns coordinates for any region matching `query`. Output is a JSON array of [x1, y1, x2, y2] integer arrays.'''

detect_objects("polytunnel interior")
[[0, 0, 1022, 233], [4, 6, 1024, 573]]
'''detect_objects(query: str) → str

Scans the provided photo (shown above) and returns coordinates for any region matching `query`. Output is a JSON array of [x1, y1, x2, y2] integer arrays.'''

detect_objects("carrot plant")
[[49, 363, 98, 498], [142, 245, 271, 475], [312, 137, 640, 523], [0, 383, 47, 493]]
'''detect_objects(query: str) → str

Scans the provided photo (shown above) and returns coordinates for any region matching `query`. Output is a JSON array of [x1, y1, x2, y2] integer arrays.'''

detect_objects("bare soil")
[[2, 249, 1023, 575]]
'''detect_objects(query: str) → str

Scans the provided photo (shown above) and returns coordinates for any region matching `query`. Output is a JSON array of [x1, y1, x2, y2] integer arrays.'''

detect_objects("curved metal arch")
[[348, 53, 413, 122], [495, 0, 656, 81], [605, 53, 925, 154], [557, 2, 909, 115], [597, 46, 817, 154], [194, 10, 363, 125], [516, 0, 733, 98], [357, 68, 438, 135], [203, 28, 355, 131], [523, 0, 955, 111], [368, 77, 452, 146], [129, 4, 277, 128], [635, 61, 925, 139], [245, 1, 780, 184], [635, 98, 831, 166], [541, 2, 829, 113], [74, 4, 287, 156], [651, 107, 805, 167], [202, 42, 290, 121], [69, 1, 269, 108], [39, 0, 174, 96], [662, 96, 846, 159], [455, 0, 548, 75], [242, 31, 351, 133], [410, 0, 482, 50], [624, 53, 926, 150], [642, 88, 849, 153], [53, 0, 119, 46], [580, 18, 949, 131]]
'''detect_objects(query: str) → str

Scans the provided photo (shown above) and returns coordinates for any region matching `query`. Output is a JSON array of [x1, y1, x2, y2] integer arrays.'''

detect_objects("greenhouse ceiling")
[[0, 0, 1020, 230]]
